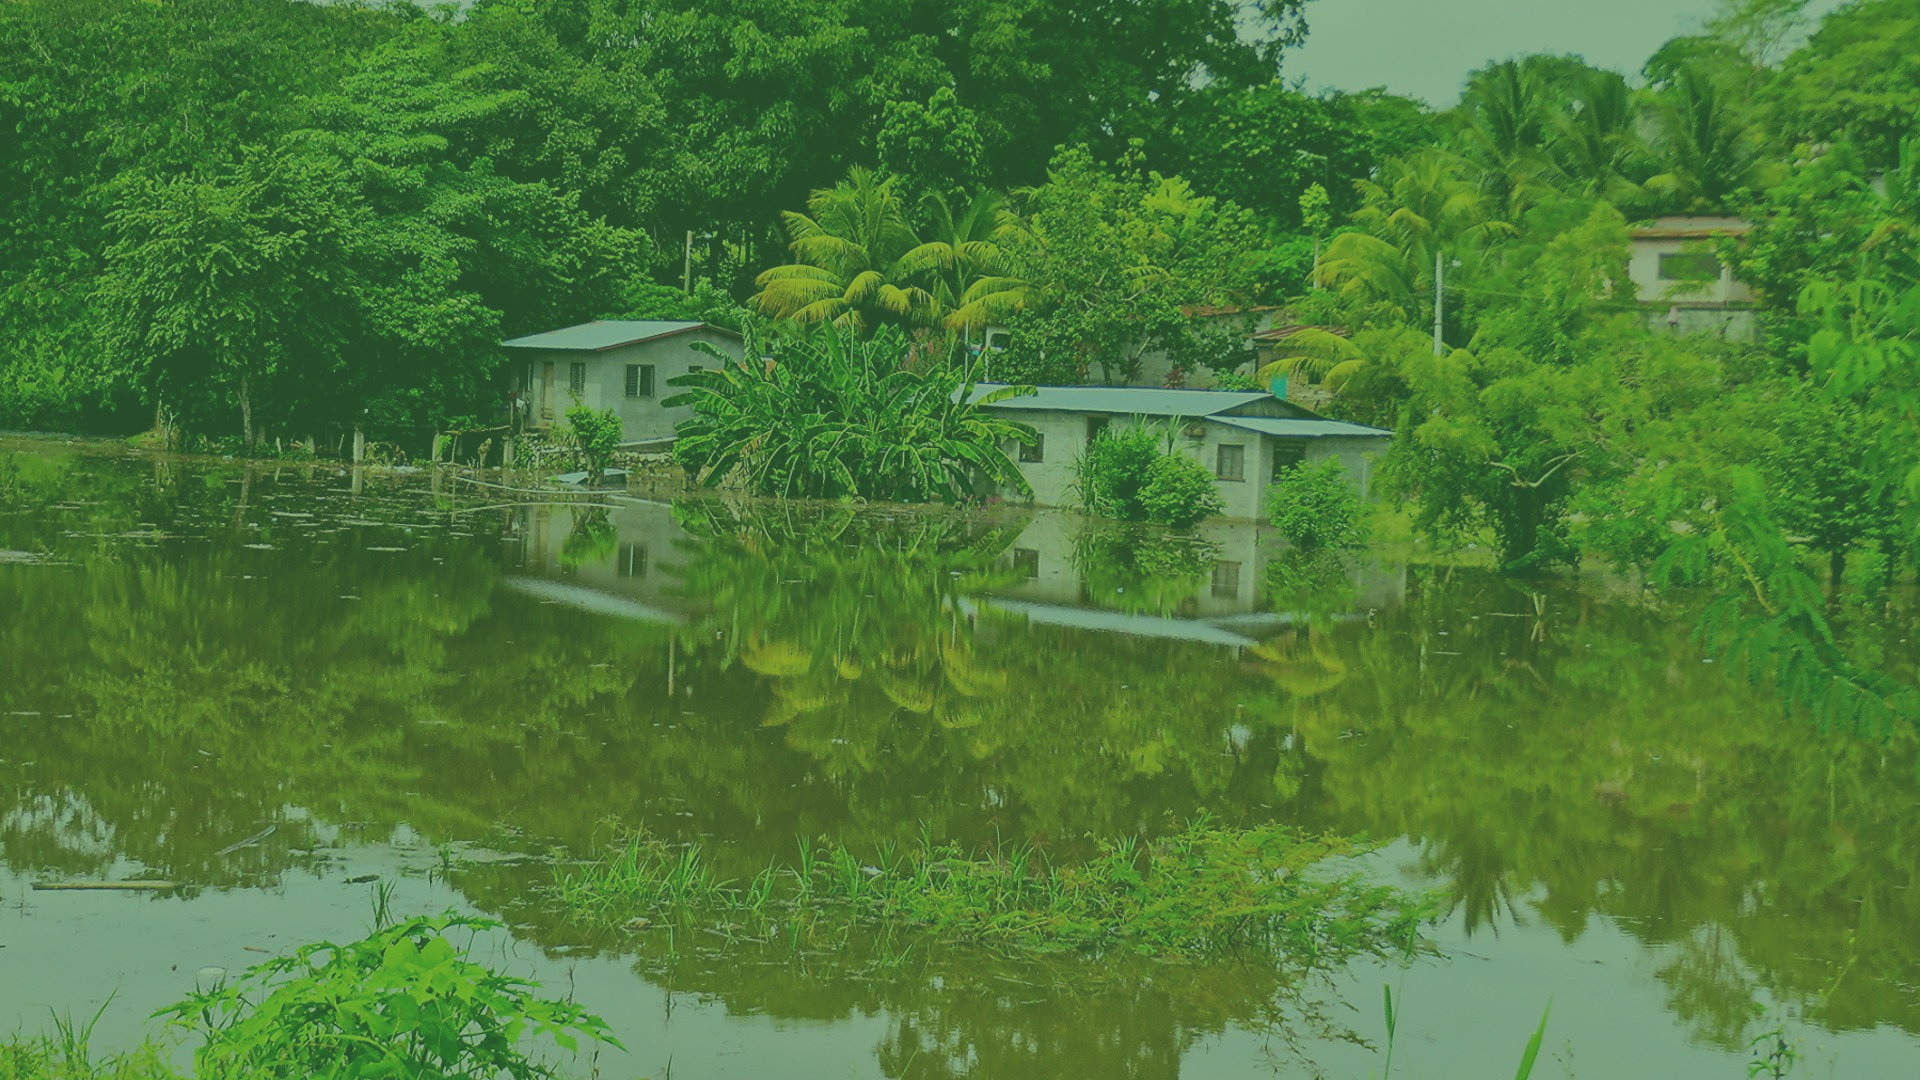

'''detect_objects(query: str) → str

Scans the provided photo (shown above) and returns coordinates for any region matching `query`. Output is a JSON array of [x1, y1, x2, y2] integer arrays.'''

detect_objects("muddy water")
[[1, 439, 1916, 1078]]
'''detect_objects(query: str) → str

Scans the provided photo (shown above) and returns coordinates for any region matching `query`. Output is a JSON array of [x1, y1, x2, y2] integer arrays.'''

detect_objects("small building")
[[501, 320, 744, 444], [969, 384, 1391, 521], [1627, 217, 1756, 340]]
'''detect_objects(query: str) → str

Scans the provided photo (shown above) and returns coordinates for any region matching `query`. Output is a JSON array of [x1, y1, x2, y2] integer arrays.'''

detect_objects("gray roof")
[[968, 383, 1392, 435], [501, 320, 732, 352], [1214, 415, 1391, 439], [968, 383, 1274, 416]]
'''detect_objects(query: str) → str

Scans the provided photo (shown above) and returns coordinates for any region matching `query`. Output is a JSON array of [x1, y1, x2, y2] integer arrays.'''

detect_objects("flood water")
[[2, 437, 1917, 1078]]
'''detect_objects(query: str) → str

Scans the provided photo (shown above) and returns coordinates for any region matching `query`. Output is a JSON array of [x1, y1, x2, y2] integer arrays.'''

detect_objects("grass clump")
[[555, 820, 1433, 966], [0, 1038, 178, 1080]]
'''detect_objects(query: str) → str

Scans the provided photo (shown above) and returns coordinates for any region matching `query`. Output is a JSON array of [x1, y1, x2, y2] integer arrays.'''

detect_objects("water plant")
[[156, 914, 620, 1080], [553, 820, 1434, 966]]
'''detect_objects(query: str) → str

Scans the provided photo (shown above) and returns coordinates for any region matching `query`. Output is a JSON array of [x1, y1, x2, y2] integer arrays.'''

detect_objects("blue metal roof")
[[501, 321, 730, 351], [1212, 415, 1392, 439], [967, 383, 1272, 416]]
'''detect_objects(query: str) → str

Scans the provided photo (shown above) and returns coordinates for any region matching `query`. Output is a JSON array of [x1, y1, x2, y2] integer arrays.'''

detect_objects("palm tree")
[[1318, 150, 1512, 325], [918, 190, 1035, 333], [1546, 69, 1649, 207], [751, 168, 945, 331], [1454, 60, 1559, 211], [1643, 63, 1766, 212]]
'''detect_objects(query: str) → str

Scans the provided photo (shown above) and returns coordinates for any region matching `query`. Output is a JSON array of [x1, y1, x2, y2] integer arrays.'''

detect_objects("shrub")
[[564, 405, 623, 481], [158, 914, 619, 1080], [1072, 425, 1162, 519], [1266, 456, 1367, 550], [1139, 452, 1226, 528]]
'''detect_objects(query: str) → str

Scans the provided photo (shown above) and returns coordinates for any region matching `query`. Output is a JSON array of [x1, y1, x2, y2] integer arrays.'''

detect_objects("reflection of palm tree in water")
[[670, 500, 1029, 769]]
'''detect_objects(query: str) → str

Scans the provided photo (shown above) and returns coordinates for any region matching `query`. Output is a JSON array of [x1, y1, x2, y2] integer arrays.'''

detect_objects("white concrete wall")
[[1627, 237, 1754, 307], [525, 329, 742, 442]]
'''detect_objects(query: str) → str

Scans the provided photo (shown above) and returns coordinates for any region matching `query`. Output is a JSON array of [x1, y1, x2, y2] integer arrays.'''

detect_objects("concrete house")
[[969, 384, 1391, 521], [501, 320, 744, 444], [1627, 217, 1756, 340]]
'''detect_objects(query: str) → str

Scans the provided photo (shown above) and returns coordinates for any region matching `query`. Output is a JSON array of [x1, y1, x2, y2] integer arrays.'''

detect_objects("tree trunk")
[[1830, 548, 1847, 591], [238, 373, 254, 451]]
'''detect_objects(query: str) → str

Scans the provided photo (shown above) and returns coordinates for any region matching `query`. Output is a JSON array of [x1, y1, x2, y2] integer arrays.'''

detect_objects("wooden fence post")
[[352, 425, 365, 464]]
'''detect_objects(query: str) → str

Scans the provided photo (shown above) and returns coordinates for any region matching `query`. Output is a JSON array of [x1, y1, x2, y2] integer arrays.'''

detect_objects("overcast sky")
[[1284, 0, 1848, 106]]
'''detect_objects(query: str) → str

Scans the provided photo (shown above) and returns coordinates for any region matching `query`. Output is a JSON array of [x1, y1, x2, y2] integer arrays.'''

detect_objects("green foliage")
[[1138, 452, 1226, 528], [562, 405, 622, 480], [878, 87, 987, 207], [666, 323, 1032, 502], [1073, 424, 1224, 527], [1072, 425, 1165, 521], [995, 146, 1264, 384], [0, 1037, 178, 1080], [1071, 526, 1224, 614], [158, 914, 620, 1080], [556, 820, 1434, 964], [1265, 457, 1367, 550]]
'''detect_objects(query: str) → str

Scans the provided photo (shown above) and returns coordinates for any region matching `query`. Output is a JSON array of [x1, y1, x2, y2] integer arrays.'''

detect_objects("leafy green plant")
[[1072, 425, 1163, 520], [0, 1036, 178, 1080], [157, 914, 621, 1080], [1266, 456, 1368, 550], [667, 322, 1032, 502], [563, 405, 622, 483], [1074, 425, 1223, 527], [1138, 451, 1225, 527]]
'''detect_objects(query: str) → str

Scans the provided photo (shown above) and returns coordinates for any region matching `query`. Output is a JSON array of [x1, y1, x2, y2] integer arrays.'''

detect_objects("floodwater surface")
[[1, 439, 1917, 1078]]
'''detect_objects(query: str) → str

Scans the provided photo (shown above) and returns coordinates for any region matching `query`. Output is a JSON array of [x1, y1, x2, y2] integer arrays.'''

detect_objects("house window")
[[1012, 548, 1040, 579], [521, 364, 533, 392], [1272, 440, 1307, 479], [1086, 415, 1110, 443], [617, 542, 648, 578], [1211, 561, 1241, 599], [1658, 252, 1720, 281], [987, 332, 1009, 351], [625, 364, 656, 398], [568, 362, 587, 395], [1020, 433, 1045, 464], [1216, 443, 1245, 481]]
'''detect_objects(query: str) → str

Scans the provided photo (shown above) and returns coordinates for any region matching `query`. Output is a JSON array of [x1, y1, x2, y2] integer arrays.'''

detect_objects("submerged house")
[[1627, 216, 1756, 340], [500, 320, 744, 443], [969, 384, 1391, 521]]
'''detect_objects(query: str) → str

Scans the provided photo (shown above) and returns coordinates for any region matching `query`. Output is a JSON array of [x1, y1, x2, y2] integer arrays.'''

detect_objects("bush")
[[158, 914, 619, 1080], [1265, 456, 1367, 550], [1072, 426, 1163, 519], [1139, 453, 1226, 527], [564, 405, 623, 481]]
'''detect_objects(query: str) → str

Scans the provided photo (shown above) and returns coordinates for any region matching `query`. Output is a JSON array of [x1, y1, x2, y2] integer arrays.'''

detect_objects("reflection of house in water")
[[503, 498, 705, 624], [984, 510, 1404, 649]]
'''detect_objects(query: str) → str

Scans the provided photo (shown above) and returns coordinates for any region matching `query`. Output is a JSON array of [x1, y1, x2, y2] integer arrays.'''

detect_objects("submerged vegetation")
[[553, 821, 1433, 966]]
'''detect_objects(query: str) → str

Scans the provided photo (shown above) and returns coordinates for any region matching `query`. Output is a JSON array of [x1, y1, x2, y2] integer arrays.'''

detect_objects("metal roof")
[[500, 320, 733, 352], [1213, 415, 1391, 439], [967, 383, 1272, 417]]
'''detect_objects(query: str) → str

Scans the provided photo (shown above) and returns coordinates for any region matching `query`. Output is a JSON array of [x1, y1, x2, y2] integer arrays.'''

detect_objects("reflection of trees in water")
[[3, 450, 1920, 1052], [1070, 525, 1221, 616], [1282, 568, 1920, 1040]]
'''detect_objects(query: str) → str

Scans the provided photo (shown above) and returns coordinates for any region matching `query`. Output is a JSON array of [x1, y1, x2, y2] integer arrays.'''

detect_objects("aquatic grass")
[[0, 1037, 179, 1080], [552, 820, 1437, 967]]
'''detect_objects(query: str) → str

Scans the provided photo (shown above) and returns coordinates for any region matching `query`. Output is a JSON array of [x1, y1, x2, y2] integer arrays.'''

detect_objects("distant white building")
[[1627, 217, 1757, 340], [501, 320, 743, 444], [969, 384, 1390, 521]]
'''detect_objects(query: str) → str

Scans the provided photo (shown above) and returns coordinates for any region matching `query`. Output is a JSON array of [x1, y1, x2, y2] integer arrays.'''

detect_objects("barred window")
[[1020, 434, 1045, 464], [568, 362, 587, 395]]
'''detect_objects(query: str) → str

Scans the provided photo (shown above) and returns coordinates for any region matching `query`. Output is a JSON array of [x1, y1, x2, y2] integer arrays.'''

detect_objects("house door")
[[541, 362, 555, 421]]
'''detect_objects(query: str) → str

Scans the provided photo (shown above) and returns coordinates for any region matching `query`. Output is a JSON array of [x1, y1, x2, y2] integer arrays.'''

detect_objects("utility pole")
[[1433, 249, 1445, 357], [683, 230, 694, 293]]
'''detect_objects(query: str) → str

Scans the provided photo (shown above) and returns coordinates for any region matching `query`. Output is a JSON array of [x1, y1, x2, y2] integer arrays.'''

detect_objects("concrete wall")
[[1627, 236, 1754, 308], [522, 329, 742, 442]]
